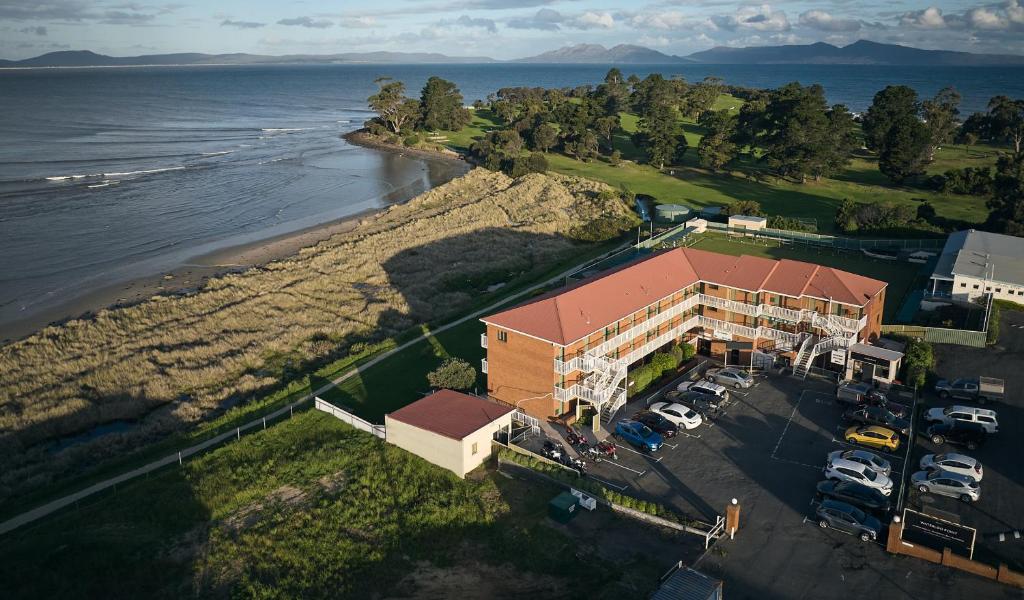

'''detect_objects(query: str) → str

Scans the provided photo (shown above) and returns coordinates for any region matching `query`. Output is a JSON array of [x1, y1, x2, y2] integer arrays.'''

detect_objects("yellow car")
[[844, 425, 900, 452]]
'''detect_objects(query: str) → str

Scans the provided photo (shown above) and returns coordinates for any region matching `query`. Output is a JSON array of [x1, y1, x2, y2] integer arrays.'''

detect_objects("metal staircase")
[[792, 313, 858, 379]]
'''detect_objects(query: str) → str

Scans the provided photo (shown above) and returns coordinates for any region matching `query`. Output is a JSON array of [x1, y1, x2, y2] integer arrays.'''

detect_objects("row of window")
[[960, 282, 1024, 296]]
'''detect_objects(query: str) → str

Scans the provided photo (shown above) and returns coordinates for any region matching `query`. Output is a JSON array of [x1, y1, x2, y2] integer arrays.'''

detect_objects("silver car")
[[910, 469, 981, 502], [920, 453, 983, 482], [827, 449, 892, 477], [705, 367, 754, 389]]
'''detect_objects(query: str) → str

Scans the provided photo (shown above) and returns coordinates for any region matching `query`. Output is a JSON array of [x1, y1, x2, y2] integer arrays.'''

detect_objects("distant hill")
[[0, 49, 496, 68], [514, 44, 684, 64], [684, 40, 1024, 66]]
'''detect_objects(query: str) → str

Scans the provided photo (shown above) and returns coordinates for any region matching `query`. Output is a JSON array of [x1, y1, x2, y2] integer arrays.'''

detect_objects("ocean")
[[1, 63, 1022, 337]]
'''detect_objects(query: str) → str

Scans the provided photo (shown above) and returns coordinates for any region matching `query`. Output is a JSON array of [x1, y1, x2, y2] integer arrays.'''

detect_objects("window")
[[960, 283, 967, 288], [497, 330, 508, 343], [471, 442, 478, 455], [986, 286, 992, 292], [708, 284, 719, 291], [973, 284, 980, 290], [1018, 291, 1024, 296], [996, 288, 1002, 293]]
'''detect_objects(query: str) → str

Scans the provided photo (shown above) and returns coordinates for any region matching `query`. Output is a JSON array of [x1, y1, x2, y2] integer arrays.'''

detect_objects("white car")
[[911, 470, 981, 502], [824, 457, 894, 496], [649, 401, 703, 430], [827, 449, 892, 477], [924, 405, 998, 433], [677, 380, 728, 400], [920, 453, 983, 482]]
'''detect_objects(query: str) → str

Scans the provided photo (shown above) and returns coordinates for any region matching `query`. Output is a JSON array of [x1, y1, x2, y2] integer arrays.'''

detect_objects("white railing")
[[761, 303, 804, 322], [699, 294, 759, 317], [697, 316, 758, 340], [314, 397, 386, 439], [480, 333, 488, 349], [586, 294, 700, 359], [554, 355, 584, 375], [481, 358, 488, 374]]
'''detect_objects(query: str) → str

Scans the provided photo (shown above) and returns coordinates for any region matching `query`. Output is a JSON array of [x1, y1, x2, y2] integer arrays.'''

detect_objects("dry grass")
[[0, 168, 636, 501]]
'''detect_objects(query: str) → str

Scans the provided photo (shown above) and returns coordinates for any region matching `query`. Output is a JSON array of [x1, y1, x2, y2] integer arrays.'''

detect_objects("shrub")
[[767, 215, 816, 232], [649, 352, 678, 375], [403, 133, 421, 147], [724, 199, 766, 217], [987, 301, 1001, 345], [901, 338, 934, 389], [609, 149, 622, 166], [426, 357, 477, 390]]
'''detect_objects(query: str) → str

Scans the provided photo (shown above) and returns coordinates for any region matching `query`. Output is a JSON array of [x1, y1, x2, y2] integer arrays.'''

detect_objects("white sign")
[[713, 329, 733, 341], [830, 350, 847, 365]]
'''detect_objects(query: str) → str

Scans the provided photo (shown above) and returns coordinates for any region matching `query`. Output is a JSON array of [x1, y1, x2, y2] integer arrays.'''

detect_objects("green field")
[[447, 100, 997, 234], [0, 411, 666, 599], [687, 234, 922, 321]]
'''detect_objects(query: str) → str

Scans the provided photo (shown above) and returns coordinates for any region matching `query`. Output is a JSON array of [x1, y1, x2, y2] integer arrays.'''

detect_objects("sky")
[[2, 0, 1024, 60]]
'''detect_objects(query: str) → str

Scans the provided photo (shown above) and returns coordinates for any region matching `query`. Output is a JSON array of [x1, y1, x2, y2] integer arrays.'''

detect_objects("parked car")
[[836, 381, 886, 407], [816, 480, 892, 513], [934, 377, 1004, 404], [924, 405, 998, 434], [824, 457, 894, 496], [664, 390, 722, 416], [705, 367, 754, 389], [863, 396, 910, 419], [910, 469, 981, 502], [827, 449, 892, 477], [920, 453, 983, 482], [844, 425, 901, 452], [923, 422, 986, 450], [649, 401, 703, 430], [843, 405, 911, 435], [676, 380, 728, 400], [815, 499, 883, 542], [614, 420, 663, 452], [632, 411, 679, 438]]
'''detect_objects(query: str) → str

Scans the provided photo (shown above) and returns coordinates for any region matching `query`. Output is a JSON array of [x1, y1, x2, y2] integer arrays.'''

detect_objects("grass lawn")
[[0, 410, 666, 599], [687, 234, 921, 321], [447, 99, 999, 235]]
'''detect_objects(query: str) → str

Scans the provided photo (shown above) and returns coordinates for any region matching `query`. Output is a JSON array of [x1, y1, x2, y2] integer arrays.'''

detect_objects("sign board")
[[901, 508, 977, 559], [830, 350, 846, 365], [713, 330, 733, 341], [851, 351, 891, 368]]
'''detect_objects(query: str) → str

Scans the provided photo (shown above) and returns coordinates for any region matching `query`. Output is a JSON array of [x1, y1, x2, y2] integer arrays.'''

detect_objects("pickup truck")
[[934, 377, 1005, 404]]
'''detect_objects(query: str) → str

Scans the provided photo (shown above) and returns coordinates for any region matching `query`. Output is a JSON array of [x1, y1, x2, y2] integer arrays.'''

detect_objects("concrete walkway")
[[0, 244, 629, 537]]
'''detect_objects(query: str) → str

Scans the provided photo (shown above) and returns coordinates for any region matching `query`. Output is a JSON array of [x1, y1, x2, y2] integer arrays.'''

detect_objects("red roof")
[[387, 389, 514, 440], [481, 247, 886, 345]]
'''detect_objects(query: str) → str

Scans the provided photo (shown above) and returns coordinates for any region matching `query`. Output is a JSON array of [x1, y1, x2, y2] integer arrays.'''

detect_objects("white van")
[[924, 405, 998, 434]]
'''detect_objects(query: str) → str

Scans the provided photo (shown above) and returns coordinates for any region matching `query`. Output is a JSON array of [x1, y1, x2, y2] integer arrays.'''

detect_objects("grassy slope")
[[688, 234, 921, 321], [0, 411, 659, 599], [452, 101, 998, 234]]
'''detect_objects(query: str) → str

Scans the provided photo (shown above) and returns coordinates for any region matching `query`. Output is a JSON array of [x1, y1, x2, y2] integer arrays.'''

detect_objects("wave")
[[260, 128, 312, 133], [200, 151, 233, 157], [45, 166, 185, 183]]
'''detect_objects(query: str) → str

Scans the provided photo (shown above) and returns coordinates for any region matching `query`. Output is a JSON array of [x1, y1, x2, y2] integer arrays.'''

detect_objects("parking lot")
[[537, 365, 1021, 598]]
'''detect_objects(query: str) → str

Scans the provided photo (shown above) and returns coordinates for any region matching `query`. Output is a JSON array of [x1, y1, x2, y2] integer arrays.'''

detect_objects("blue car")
[[614, 420, 663, 452]]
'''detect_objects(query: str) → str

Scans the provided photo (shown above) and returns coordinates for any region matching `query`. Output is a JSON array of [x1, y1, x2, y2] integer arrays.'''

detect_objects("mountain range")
[[4, 41, 1024, 68]]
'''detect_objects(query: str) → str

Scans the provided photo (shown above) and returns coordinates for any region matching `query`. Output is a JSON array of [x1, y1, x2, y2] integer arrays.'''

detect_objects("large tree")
[[878, 115, 932, 184], [682, 76, 723, 120], [696, 110, 738, 171], [419, 76, 471, 131], [759, 83, 850, 182], [986, 151, 1024, 235], [922, 86, 961, 159], [636, 101, 681, 169], [531, 122, 558, 153], [367, 78, 420, 134], [989, 96, 1024, 153], [596, 68, 630, 116], [862, 85, 920, 152]]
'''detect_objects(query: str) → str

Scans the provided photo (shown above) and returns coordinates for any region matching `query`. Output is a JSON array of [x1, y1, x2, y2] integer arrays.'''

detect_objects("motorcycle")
[[565, 426, 587, 447], [563, 454, 587, 474], [596, 440, 618, 461], [579, 443, 602, 462]]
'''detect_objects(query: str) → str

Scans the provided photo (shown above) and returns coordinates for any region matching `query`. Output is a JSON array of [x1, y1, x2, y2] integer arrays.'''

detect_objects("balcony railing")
[[481, 358, 488, 374], [480, 333, 488, 349]]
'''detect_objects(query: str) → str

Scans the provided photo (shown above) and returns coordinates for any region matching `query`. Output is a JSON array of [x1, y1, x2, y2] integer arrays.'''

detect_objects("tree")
[[419, 76, 471, 131], [682, 76, 723, 120], [759, 83, 844, 182], [697, 131, 737, 171], [531, 122, 558, 153], [637, 101, 681, 169], [724, 199, 765, 216], [596, 68, 630, 116], [367, 78, 420, 134], [594, 115, 620, 153], [862, 85, 920, 152], [819, 104, 859, 179], [878, 115, 931, 184], [426, 358, 477, 391], [922, 87, 961, 159], [986, 151, 1024, 235], [988, 96, 1024, 153], [958, 131, 979, 155]]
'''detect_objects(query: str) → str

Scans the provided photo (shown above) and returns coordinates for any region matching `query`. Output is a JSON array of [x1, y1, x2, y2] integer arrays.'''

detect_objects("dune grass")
[[0, 168, 637, 508], [0, 410, 662, 599]]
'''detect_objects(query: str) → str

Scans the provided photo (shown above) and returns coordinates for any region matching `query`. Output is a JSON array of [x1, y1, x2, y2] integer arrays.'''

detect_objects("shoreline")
[[0, 139, 471, 345], [342, 129, 469, 164]]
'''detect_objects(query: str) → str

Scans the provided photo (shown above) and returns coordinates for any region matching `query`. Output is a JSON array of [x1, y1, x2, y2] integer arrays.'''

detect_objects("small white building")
[[728, 214, 768, 237], [929, 229, 1024, 303], [385, 389, 514, 478], [685, 217, 708, 233]]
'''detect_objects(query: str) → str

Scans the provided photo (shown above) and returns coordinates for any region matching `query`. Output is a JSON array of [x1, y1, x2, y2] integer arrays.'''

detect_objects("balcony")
[[585, 294, 700, 359], [481, 358, 488, 374], [480, 333, 488, 349]]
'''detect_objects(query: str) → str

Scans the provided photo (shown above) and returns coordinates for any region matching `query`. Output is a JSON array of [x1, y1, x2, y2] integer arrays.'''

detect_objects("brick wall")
[[485, 325, 558, 419]]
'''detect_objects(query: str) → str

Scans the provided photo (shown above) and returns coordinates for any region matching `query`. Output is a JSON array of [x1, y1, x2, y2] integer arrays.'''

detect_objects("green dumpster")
[[548, 492, 579, 524]]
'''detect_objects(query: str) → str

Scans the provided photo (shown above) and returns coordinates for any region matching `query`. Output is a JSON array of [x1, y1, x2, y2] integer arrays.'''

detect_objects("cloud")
[[18, 25, 48, 36], [900, 7, 947, 29], [339, 16, 377, 28], [712, 5, 791, 32], [799, 10, 861, 32], [625, 11, 699, 31], [506, 8, 613, 31], [277, 16, 333, 29], [98, 10, 154, 25], [439, 15, 497, 33], [220, 19, 265, 29]]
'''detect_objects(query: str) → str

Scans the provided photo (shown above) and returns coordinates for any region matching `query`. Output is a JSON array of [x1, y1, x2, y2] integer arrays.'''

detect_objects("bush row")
[[628, 343, 696, 395]]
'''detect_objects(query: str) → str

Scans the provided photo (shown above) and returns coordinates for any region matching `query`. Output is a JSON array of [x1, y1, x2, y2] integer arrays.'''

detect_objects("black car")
[[816, 480, 892, 513], [666, 390, 721, 414], [815, 499, 882, 542], [633, 411, 678, 438], [843, 405, 911, 435], [923, 421, 986, 450], [862, 396, 910, 419]]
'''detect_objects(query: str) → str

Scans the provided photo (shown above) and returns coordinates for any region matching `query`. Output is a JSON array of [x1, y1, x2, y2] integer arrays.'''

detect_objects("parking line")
[[617, 445, 665, 462], [588, 475, 628, 491], [770, 389, 806, 460], [662, 442, 680, 449], [597, 460, 646, 476], [829, 437, 905, 461], [771, 455, 822, 471]]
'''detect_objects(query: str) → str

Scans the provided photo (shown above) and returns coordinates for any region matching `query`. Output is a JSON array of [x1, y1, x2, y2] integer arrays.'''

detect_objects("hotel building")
[[479, 247, 886, 427]]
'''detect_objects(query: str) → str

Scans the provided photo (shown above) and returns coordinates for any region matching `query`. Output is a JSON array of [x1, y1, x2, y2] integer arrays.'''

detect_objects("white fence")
[[314, 397, 386, 439]]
